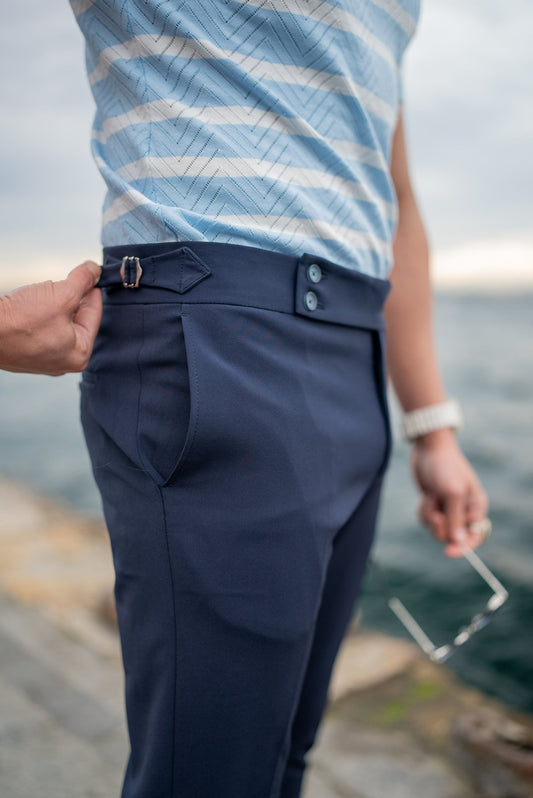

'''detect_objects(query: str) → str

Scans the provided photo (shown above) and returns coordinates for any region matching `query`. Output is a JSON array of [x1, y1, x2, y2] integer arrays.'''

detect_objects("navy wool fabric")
[[80, 241, 392, 798]]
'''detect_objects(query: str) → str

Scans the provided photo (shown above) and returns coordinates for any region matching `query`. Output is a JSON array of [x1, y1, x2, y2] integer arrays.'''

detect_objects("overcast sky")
[[1, 0, 532, 288]]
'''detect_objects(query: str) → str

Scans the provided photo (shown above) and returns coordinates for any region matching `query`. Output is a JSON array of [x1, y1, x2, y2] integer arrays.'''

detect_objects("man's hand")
[[0, 261, 102, 376], [410, 429, 489, 557]]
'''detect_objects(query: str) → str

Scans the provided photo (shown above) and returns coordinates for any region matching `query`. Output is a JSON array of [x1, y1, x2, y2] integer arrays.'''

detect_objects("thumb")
[[73, 287, 103, 343], [65, 261, 101, 304]]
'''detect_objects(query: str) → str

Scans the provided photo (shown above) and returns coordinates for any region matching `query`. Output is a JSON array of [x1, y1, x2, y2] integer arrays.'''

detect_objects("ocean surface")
[[0, 291, 531, 712]]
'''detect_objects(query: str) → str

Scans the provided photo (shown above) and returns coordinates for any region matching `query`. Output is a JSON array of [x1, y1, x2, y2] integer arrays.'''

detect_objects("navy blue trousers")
[[80, 242, 392, 798]]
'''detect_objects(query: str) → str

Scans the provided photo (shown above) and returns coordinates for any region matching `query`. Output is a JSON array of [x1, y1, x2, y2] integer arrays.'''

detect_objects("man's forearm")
[[384, 187, 448, 413], [383, 113, 489, 554]]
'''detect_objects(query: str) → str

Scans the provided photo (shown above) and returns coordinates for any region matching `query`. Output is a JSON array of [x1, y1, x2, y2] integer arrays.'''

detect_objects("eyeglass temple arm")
[[387, 597, 437, 657], [460, 544, 509, 599]]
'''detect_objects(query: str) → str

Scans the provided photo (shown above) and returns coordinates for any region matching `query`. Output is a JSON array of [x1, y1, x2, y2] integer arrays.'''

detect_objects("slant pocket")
[[80, 302, 199, 486], [136, 306, 198, 486], [372, 327, 393, 477]]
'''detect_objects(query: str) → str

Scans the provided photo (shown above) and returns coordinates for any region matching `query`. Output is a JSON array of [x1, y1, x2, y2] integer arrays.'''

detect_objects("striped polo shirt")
[[71, 0, 420, 279]]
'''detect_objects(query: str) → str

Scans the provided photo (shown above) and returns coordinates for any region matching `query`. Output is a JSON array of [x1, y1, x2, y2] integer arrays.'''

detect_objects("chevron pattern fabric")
[[71, 0, 420, 278]]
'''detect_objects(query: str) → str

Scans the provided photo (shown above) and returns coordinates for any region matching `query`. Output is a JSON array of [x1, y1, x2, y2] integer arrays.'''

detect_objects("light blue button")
[[307, 263, 322, 284], [304, 291, 318, 311]]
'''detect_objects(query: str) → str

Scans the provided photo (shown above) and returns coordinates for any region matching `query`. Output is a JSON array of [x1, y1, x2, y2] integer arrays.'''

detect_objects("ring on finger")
[[467, 518, 492, 540]]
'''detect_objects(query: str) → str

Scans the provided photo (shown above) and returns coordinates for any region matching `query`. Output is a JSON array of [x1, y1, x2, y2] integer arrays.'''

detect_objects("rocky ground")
[[1, 476, 532, 798]]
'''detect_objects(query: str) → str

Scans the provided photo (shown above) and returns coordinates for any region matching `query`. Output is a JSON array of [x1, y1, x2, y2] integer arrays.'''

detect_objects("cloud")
[[0, 0, 103, 266], [404, 0, 533, 248], [432, 237, 533, 291]]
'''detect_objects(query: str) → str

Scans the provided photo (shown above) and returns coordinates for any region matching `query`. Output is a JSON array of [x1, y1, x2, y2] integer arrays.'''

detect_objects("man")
[[0, 261, 102, 375], [10, 2, 492, 796]]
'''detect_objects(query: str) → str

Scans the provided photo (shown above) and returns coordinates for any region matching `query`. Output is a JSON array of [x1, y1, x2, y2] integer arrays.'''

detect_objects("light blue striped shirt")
[[71, 0, 420, 278]]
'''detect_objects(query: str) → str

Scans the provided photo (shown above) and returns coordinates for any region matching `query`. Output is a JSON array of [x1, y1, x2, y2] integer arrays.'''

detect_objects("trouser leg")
[[279, 475, 385, 798], [81, 399, 352, 798], [79, 435, 383, 798], [80, 252, 391, 797]]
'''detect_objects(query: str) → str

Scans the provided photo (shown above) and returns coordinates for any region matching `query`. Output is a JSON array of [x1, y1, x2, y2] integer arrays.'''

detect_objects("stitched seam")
[[157, 485, 177, 798], [134, 306, 146, 473], [105, 300, 295, 316], [103, 301, 385, 332]]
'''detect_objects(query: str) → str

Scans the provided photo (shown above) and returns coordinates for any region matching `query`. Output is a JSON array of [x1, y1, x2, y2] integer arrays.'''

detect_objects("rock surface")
[[1, 475, 532, 798]]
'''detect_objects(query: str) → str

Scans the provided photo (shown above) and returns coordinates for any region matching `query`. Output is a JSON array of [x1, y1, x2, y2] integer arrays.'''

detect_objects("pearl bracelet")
[[402, 398, 463, 442]]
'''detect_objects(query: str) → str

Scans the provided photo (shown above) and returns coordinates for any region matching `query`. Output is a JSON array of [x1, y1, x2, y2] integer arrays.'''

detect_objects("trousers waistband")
[[99, 242, 391, 330]]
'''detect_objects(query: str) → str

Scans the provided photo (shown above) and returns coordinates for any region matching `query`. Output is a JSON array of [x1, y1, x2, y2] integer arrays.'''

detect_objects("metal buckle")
[[120, 256, 143, 288]]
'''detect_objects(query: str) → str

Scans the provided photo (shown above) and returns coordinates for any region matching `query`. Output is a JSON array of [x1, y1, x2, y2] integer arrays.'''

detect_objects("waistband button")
[[307, 263, 322, 283], [304, 290, 318, 311]]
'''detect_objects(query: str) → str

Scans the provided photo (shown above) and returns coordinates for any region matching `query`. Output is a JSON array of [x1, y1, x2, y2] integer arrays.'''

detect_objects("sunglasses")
[[375, 544, 509, 664]]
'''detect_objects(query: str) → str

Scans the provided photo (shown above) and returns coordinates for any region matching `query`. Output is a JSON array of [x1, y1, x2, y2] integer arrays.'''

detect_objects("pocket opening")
[[372, 328, 393, 476], [136, 309, 200, 487]]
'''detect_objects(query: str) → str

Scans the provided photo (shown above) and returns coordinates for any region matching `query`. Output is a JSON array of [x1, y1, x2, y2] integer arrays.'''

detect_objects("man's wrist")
[[0, 295, 12, 367], [411, 426, 458, 450]]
